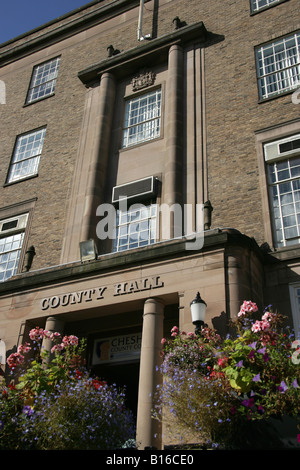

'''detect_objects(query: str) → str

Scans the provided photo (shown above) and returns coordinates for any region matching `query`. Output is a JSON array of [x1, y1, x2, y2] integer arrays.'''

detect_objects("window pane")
[[122, 89, 161, 148], [7, 128, 46, 183], [256, 34, 300, 99], [26, 57, 60, 104], [268, 154, 300, 247], [113, 203, 157, 252], [0, 232, 24, 282], [251, 0, 281, 13]]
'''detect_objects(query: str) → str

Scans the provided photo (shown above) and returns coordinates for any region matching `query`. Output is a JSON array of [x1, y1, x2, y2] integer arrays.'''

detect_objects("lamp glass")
[[79, 240, 97, 261], [0, 339, 6, 366], [190, 302, 206, 323]]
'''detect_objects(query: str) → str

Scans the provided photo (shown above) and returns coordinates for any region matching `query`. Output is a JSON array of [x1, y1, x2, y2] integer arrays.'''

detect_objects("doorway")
[[92, 361, 140, 416]]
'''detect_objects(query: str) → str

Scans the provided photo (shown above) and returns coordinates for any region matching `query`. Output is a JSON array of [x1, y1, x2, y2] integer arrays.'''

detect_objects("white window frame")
[[122, 88, 161, 148], [26, 57, 60, 104], [113, 203, 157, 252], [256, 33, 300, 100], [7, 128, 46, 184], [250, 0, 281, 13], [265, 134, 300, 248], [0, 214, 28, 282], [289, 283, 300, 338]]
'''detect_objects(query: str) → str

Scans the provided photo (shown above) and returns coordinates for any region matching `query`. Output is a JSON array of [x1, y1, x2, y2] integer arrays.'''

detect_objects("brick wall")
[[0, 0, 299, 270]]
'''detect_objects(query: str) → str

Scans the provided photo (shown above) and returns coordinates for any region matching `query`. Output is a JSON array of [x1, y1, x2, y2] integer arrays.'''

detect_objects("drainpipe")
[[137, 0, 151, 41]]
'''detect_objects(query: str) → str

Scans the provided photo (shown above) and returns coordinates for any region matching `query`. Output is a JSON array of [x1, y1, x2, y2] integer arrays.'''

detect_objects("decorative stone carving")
[[131, 69, 156, 91]]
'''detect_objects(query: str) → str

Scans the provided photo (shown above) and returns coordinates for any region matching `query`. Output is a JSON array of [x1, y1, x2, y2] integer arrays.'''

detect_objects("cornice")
[[0, 229, 262, 296], [78, 21, 207, 85], [0, 0, 150, 67]]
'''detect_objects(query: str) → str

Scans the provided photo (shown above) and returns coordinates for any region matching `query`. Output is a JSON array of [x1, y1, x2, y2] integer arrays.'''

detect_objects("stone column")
[[163, 44, 184, 239], [81, 72, 116, 242], [60, 72, 116, 263], [225, 246, 253, 321], [42, 316, 65, 363], [136, 298, 164, 449]]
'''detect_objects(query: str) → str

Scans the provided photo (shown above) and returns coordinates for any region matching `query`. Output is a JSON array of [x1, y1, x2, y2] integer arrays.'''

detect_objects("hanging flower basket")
[[156, 302, 300, 449]]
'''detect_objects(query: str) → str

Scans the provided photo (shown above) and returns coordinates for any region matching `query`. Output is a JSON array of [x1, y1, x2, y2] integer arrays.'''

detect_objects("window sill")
[[258, 87, 298, 104], [269, 244, 300, 261], [119, 135, 163, 153], [3, 174, 38, 187], [23, 93, 55, 107]]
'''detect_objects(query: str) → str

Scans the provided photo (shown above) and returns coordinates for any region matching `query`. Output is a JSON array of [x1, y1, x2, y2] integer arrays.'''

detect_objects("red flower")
[[217, 357, 228, 368], [92, 379, 107, 390]]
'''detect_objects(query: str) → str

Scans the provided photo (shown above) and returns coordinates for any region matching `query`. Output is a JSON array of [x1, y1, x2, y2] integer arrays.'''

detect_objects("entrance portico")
[[0, 230, 265, 449]]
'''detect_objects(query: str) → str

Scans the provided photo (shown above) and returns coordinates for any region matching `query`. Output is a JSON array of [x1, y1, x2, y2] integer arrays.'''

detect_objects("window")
[[113, 203, 157, 252], [26, 57, 60, 104], [0, 214, 28, 282], [250, 0, 281, 13], [256, 33, 300, 100], [122, 89, 161, 148], [7, 128, 46, 183], [265, 134, 300, 247]]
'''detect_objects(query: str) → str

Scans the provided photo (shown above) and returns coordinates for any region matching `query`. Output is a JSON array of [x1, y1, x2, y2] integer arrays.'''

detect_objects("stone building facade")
[[0, 0, 300, 448]]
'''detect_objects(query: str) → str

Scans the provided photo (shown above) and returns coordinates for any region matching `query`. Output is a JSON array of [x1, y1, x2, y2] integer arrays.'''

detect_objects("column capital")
[[144, 296, 165, 306]]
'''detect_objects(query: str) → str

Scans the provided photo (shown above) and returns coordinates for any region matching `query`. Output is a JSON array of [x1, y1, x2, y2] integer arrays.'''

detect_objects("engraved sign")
[[41, 276, 164, 310]]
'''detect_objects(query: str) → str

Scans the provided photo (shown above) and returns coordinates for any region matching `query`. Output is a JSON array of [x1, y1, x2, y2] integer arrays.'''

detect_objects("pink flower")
[[62, 335, 78, 346], [50, 332, 61, 341], [7, 352, 25, 368], [262, 311, 272, 322], [51, 343, 64, 353], [260, 320, 270, 331], [17, 343, 31, 354], [238, 300, 258, 317], [251, 320, 261, 333], [170, 326, 178, 338], [161, 338, 167, 345], [68, 335, 78, 345], [251, 319, 270, 333], [29, 327, 44, 341]]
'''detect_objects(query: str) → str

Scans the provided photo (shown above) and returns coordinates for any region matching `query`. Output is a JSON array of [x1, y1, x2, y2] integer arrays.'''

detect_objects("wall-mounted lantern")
[[190, 291, 207, 334]]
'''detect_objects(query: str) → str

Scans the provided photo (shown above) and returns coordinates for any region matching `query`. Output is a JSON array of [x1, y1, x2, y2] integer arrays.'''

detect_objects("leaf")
[[15, 382, 26, 390], [229, 378, 242, 390]]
